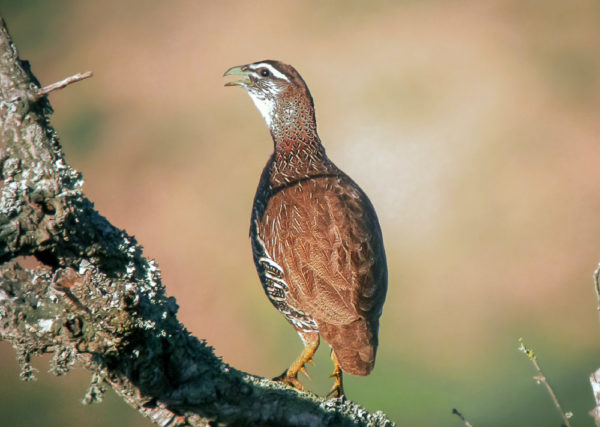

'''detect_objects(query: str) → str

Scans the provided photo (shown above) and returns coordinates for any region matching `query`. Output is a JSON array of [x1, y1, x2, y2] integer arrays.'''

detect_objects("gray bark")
[[0, 16, 394, 427]]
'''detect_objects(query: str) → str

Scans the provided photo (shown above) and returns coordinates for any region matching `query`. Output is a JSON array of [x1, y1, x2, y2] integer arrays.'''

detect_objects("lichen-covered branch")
[[0, 16, 393, 427]]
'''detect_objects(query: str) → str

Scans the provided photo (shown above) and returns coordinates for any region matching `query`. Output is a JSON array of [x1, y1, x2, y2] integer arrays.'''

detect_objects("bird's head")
[[224, 60, 314, 130]]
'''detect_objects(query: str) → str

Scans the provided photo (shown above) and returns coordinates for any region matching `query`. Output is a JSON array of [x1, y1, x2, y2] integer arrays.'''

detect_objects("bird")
[[224, 60, 387, 397]]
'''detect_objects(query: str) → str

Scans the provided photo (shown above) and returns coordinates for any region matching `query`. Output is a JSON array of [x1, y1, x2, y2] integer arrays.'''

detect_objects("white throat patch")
[[247, 91, 276, 128]]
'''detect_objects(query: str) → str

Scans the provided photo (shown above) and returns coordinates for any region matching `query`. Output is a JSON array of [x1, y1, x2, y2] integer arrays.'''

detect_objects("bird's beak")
[[224, 65, 250, 87]]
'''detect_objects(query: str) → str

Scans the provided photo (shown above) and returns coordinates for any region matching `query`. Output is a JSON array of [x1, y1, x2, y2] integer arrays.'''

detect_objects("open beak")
[[224, 65, 250, 87]]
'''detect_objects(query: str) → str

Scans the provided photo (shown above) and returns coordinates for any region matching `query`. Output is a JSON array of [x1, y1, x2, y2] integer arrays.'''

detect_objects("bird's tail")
[[319, 318, 379, 376]]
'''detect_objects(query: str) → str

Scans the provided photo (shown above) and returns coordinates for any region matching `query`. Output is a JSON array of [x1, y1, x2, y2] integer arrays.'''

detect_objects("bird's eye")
[[260, 68, 270, 77]]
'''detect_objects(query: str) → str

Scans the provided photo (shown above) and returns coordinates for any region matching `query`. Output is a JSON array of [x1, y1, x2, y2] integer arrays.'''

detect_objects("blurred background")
[[2, 0, 600, 425]]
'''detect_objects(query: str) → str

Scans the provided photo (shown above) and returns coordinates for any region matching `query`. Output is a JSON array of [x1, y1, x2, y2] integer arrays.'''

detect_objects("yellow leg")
[[327, 350, 345, 398], [274, 333, 319, 391]]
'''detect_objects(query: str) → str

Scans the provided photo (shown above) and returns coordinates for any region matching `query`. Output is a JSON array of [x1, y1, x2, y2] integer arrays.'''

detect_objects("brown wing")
[[259, 172, 387, 374]]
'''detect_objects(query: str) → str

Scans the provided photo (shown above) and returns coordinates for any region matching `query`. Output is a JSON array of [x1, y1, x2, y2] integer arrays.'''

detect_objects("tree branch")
[[518, 338, 572, 427], [37, 71, 93, 96], [0, 16, 393, 427]]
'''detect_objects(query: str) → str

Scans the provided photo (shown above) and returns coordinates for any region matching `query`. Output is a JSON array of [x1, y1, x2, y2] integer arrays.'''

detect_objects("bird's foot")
[[273, 334, 319, 393], [273, 369, 305, 391], [326, 373, 345, 399], [326, 355, 345, 399]]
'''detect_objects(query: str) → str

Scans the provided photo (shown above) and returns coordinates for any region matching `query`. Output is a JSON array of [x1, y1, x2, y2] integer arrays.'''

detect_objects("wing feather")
[[260, 173, 386, 327]]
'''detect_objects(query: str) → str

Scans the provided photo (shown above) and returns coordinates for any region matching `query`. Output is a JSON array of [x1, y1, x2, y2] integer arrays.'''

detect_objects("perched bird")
[[224, 60, 387, 397]]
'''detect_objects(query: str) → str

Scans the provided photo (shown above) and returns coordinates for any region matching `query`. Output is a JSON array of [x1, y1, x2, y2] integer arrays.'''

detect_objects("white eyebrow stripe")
[[252, 63, 290, 82]]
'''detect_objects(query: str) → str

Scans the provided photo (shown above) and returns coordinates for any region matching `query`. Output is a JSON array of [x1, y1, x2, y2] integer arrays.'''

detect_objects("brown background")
[[2, 1, 600, 425]]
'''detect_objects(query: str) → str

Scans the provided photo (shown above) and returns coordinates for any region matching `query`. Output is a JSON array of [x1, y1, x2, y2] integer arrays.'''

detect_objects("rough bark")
[[0, 16, 394, 427]]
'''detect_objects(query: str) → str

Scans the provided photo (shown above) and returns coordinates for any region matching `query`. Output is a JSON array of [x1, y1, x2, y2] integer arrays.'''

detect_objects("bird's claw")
[[326, 380, 345, 399], [273, 370, 305, 391], [327, 363, 345, 398], [299, 366, 311, 379]]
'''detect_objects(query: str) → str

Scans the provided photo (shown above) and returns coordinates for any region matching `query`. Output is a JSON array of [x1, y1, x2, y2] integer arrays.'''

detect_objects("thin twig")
[[518, 338, 572, 427], [38, 71, 93, 96], [452, 408, 473, 427]]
